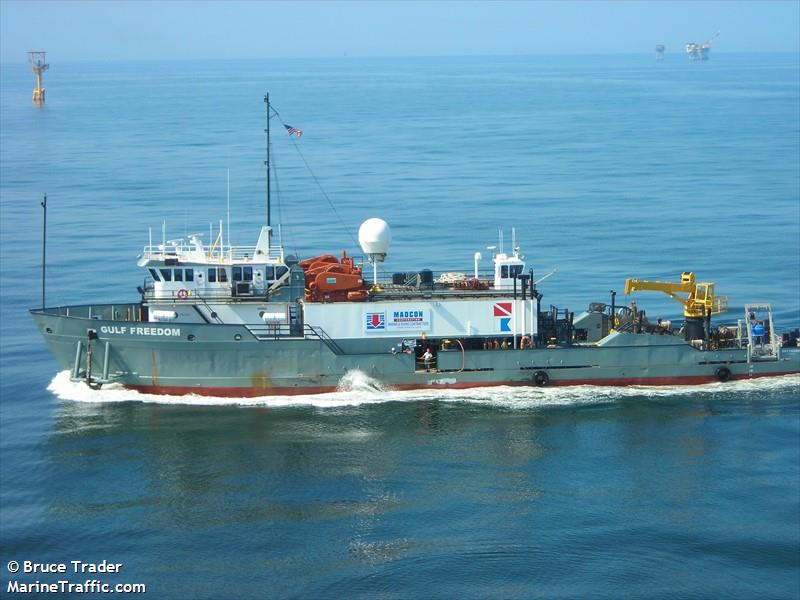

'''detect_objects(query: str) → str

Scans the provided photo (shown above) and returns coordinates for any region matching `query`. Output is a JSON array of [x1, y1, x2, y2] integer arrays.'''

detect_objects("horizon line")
[[2, 49, 798, 65]]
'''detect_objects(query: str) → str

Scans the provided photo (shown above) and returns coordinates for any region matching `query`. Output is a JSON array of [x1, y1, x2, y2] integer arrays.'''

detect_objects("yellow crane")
[[624, 272, 727, 341], [624, 272, 727, 318]]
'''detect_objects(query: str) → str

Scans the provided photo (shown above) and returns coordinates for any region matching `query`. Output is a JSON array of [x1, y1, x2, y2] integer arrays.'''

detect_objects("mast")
[[264, 93, 271, 231], [41, 193, 47, 310]]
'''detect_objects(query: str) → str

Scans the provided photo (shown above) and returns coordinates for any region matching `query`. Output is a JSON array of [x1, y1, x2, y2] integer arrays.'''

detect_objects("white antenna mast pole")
[[226, 168, 231, 259]]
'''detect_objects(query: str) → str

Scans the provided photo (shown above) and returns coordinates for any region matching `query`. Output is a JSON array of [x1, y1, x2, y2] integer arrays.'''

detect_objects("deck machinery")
[[624, 272, 727, 343]]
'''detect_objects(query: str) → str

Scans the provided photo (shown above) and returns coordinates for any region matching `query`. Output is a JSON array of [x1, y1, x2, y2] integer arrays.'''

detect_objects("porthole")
[[234, 334, 242, 341], [45, 327, 53, 334], [187, 334, 196, 341]]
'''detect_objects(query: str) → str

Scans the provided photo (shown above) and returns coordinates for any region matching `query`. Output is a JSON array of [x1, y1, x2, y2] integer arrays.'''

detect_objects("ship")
[[30, 98, 800, 397]]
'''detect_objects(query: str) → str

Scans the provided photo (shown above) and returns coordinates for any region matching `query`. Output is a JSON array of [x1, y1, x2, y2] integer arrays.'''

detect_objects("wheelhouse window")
[[510, 265, 523, 278], [233, 266, 254, 282], [159, 268, 172, 282], [174, 269, 183, 282], [275, 266, 288, 280], [208, 268, 227, 283], [501, 266, 509, 278], [148, 268, 161, 281], [185, 268, 194, 282], [263, 266, 275, 281]]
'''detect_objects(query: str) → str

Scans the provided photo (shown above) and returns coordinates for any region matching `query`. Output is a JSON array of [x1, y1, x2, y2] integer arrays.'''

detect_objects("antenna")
[[358, 219, 392, 285], [40, 193, 47, 309], [28, 51, 49, 104], [264, 94, 271, 234], [226, 168, 231, 258]]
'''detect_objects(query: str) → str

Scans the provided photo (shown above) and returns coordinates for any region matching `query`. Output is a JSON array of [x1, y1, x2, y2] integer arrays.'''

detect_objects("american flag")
[[284, 124, 303, 138]]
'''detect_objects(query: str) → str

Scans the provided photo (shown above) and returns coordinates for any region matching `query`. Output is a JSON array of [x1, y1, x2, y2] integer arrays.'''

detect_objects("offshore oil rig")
[[28, 51, 49, 103], [685, 33, 719, 61], [655, 44, 666, 61]]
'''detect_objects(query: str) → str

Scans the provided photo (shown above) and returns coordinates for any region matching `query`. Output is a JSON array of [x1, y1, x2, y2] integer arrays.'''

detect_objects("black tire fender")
[[534, 371, 549, 387], [715, 366, 732, 382]]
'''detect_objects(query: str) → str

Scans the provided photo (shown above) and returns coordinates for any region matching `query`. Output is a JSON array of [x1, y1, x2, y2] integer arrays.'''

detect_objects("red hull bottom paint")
[[125, 371, 797, 398]]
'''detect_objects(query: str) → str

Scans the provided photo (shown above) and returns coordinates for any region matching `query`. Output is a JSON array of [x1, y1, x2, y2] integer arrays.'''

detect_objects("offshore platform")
[[685, 33, 719, 61], [655, 44, 666, 61], [28, 51, 49, 103]]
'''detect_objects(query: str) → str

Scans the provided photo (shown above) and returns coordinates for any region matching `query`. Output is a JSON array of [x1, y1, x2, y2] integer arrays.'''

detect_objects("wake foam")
[[336, 369, 388, 394], [46, 370, 799, 409]]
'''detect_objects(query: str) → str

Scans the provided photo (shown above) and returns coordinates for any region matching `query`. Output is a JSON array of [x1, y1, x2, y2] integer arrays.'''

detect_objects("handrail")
[[306, 325, 346, 355], [142, 244, 284, 263], [243, 323, 345, 355], [31, 303, 141, 321], [195, 297, 224, 324]]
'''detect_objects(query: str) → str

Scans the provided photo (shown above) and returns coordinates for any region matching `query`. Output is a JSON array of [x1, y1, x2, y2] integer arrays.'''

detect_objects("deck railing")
[[34, 303, 142, 321], [141, 243, 285, 263], [243, 323, 345, 354]]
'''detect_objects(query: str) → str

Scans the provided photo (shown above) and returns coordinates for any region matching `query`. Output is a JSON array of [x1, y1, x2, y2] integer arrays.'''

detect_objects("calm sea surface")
[[1, 54, 799, 598]]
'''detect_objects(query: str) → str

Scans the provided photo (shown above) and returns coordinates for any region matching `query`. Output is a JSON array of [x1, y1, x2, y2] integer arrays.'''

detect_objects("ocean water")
[[1, 54, 799, 598]]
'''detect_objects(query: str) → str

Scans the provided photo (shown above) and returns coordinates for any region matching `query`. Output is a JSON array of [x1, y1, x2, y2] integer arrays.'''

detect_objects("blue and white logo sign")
[[366, 312, 386, 330], [388, 309, 430, 330]]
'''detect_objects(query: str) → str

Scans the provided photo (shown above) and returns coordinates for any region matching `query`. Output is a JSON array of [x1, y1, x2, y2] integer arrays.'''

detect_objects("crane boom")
[[624, 272, 727, 319], [704, 32, 720, 47]]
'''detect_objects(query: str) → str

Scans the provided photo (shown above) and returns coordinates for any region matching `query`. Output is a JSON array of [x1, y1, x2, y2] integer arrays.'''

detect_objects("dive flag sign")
[[366, 312, 386, 330], [494, 302, 512, 332], [493, 303, 512, 317]]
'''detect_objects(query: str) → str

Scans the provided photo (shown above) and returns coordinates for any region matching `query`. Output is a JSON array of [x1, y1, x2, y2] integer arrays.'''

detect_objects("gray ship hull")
[[31, 305, 800, 397]]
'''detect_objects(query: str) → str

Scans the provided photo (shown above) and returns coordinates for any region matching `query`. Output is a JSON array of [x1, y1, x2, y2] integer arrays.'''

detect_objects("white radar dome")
[[358, 218, 392, 258]]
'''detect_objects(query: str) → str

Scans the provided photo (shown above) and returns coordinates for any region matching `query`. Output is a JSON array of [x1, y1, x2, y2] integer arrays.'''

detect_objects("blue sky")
[[1, 0, 798, 62]]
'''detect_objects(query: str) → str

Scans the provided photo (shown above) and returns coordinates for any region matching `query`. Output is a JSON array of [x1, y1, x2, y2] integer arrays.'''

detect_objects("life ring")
[[715, 366, 732, 382], [533, 371, 549, 387], [177, 289, 189, 300]]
